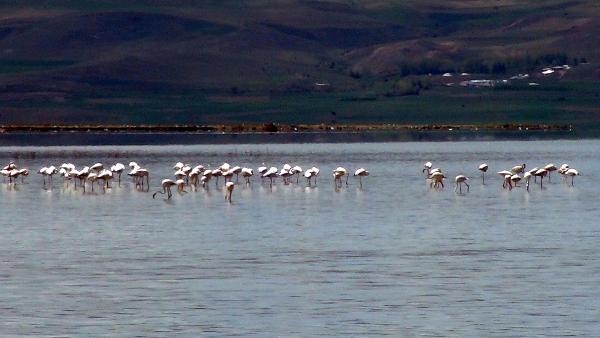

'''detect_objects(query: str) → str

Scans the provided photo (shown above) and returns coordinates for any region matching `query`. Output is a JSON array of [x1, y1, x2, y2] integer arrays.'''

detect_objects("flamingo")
[[527, 167, 539, 183], [333, 167, 348, 188], [175, 179, 187, 194], [230, 166, 242, 183], [90, 162, 103, 173], [153, 179, 177, 199], [129, 166, 149, 190], [510, 163, 526, 174], [258, 164, 268, 183], [454, 175, 469, 193], [39, 166, 58, 186], [478, 163, 488, 184], [422, 161, 433, 177], [523, 171, 532, 192], [188, 167, 201, 188], [304, 167, 319, 187], [174, 169, 187, 182], [262, 167, 278, 187], [354, 168, 369, 188], [430, 171, 445, 189], [241, 167, 254, 184], [77, 166, 90, 187], [110, 163, 125, 186], [201, 169, 213, 188], [223, 168, 236, 183], [225, 181, 235, 203], [544, 163, 557, 182], [497, 170, 512, 189], [2, 161, 17, 172], [534, 168, 548, 189], [279, 167, 292, 185], [212, 168, 223, 188], [290, 165, 303, 183], [510, 174, 521, 188], [86, 172, 98, 192], [564, 168, 579, 186], [0, 168, 10, 182], [97, 169, 113, 191], [309, 166, 319, 185]]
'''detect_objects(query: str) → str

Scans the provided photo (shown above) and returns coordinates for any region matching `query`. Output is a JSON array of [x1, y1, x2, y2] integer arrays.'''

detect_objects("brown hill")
[[0, 1, 598, 125]]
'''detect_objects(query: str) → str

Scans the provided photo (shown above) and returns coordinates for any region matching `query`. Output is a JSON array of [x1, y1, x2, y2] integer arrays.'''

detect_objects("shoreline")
[[0, 124, 581, 147], [0, 123, 573, 134]]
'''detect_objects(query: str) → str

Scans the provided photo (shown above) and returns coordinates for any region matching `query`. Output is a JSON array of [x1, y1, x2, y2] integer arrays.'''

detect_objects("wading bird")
[[225, 181, 235, 203], [354, 168, 369, 188], [153, 179, 177, 199], [478, 163, 488, 184], [455, 175, 469, 193]]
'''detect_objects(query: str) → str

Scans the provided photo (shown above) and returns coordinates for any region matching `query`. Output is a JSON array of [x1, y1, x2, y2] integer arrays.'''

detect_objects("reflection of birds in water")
[[478, 163, 488, 184], [454, 175, 469, 193], [354, 168, 369, 188]]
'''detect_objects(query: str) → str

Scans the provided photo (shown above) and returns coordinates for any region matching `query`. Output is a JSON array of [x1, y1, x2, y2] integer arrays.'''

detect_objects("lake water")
[[1, 140, 599, 336]]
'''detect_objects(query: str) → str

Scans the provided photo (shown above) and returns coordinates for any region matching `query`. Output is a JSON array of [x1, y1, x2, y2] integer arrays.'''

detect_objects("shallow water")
[[1, 140, 599, 336]]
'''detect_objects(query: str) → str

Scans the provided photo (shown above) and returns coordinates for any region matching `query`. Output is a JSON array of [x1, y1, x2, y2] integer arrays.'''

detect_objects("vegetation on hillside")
[[0, 0, 598, 129]]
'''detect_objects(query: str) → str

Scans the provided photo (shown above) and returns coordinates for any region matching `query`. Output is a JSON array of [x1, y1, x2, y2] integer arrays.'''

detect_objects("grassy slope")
[[0, 0, 598, 129]]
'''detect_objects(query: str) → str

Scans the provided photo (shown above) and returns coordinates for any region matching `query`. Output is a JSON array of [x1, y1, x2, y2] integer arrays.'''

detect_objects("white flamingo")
[[524, 171, 532, 192], [153, 179, 177, 199], [333, 167, 348, 188], [354, 168, 369, 188], [478, 163, 488, 184], [241, 167, 254, 184], [225, 181, 235, 202], [534, 168, 548, 189], [454, 175, 469, 193], [262, 167, 278, 187], [110, 163, 125, 186], [497, 170, 512, 189], [564, 168, 579, 186], [422, 161, 433, 177], [510, 163, 526, 174], [544, 163, 557, 182]]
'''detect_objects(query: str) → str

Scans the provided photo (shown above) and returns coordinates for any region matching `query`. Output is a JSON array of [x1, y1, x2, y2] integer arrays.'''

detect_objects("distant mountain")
[[0, 1, 598, 125]]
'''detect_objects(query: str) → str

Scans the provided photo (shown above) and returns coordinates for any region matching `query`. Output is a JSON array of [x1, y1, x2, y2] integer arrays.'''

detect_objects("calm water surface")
[[1, 140, 599, 336]]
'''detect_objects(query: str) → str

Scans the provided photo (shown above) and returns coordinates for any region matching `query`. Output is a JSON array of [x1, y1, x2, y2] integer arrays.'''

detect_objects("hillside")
[[0, 0, 599, 128]]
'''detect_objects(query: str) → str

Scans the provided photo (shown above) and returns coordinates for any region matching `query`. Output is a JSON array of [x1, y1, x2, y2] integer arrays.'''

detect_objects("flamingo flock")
[[150, 162, 367, 202], [2, 156, 583, 202], [423, 161, 580, 194], [2, 160, 370, 203]]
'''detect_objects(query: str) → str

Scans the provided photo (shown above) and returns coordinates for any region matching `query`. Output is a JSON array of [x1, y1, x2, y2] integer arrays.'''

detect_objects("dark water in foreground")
[[1, 140, 599, 336]]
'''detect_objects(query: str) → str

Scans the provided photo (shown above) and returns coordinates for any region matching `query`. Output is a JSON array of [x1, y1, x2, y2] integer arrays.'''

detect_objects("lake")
[[1, 140, 599, 336]]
